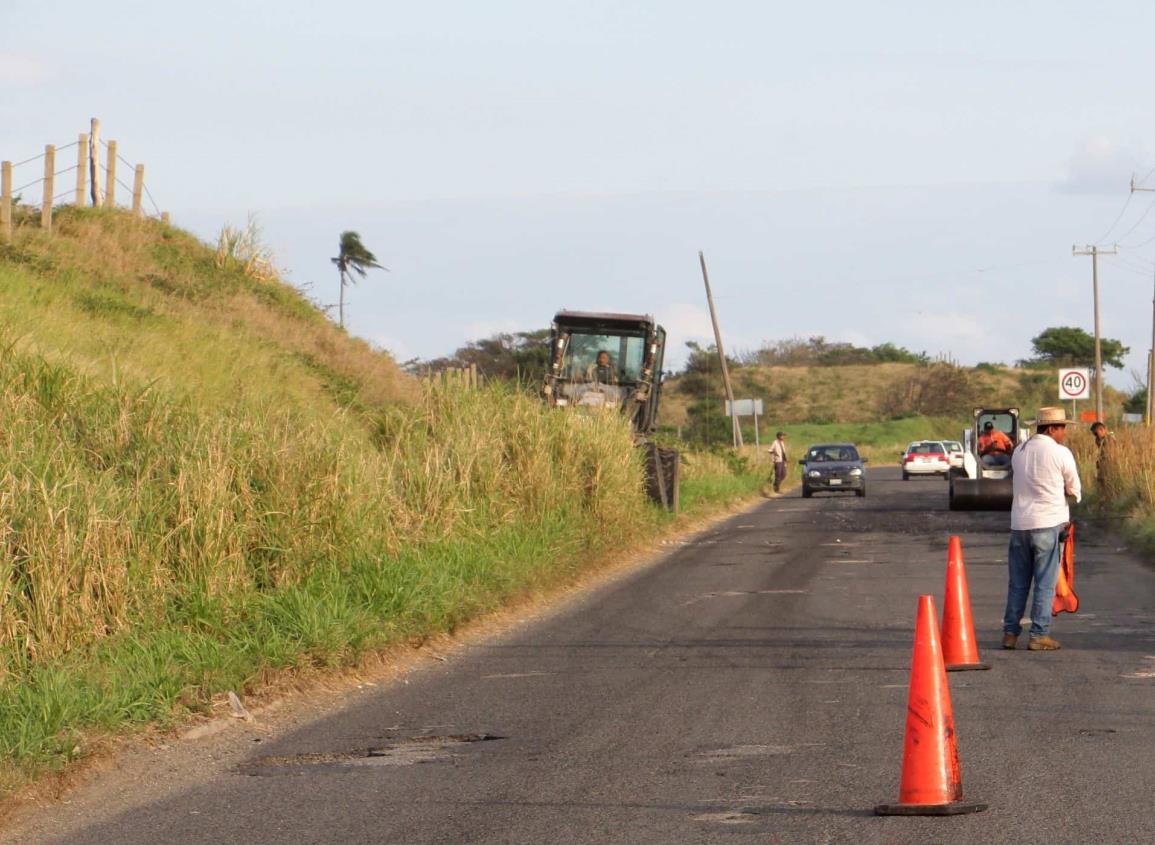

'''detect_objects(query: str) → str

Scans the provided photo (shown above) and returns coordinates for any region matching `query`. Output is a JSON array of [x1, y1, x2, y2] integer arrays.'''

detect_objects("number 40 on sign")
[[1058, 368, 1091, 401]]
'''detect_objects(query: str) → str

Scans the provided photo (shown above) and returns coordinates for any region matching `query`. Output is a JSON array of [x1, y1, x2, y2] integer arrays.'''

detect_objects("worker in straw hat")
[[1002, 407, 1082, 651]]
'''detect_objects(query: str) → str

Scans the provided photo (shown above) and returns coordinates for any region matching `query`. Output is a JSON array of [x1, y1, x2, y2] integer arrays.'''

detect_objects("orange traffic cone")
[[875, 595, 987, 816], [941, 536, 990, 672]]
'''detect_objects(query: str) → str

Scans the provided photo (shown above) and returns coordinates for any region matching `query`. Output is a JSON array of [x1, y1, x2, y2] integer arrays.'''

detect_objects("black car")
[[799, 443, 868, 498]]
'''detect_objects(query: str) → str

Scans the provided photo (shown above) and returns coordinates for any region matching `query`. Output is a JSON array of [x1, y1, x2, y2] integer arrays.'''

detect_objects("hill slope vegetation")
[[0, 209, 684, 794]]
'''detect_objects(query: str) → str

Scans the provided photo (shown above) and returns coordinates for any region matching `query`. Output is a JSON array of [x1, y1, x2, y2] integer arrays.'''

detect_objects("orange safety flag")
[[1052, 522, 1079, 615]]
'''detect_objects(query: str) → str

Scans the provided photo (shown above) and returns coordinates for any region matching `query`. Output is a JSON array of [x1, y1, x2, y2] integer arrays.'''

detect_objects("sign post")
[[725, 399, 764, 450]]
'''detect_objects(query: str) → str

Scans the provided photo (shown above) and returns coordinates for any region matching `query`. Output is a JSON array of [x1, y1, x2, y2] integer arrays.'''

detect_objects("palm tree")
[[331, 231, 387, 328]]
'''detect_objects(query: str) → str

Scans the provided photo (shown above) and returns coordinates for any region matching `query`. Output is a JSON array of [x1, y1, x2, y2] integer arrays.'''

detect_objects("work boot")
[[1002, 633, 1018, 650], [1028, 635, 1061, 651]]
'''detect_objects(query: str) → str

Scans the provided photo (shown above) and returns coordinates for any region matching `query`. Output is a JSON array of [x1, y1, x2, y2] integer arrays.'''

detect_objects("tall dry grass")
[[1073, 425, 1155, 551], [0, 348, 645, 678]]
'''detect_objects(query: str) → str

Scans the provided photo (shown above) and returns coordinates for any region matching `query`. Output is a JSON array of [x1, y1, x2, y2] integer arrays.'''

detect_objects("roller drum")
[[949, 477, 1012, 511]]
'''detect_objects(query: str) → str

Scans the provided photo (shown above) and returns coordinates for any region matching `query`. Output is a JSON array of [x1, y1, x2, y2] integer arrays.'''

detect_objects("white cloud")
[[0, 53, 49, 86], [1056, 136, 1148, 195]]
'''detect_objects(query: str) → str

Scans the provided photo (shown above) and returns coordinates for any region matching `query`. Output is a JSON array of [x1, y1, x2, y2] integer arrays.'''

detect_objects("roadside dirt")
[[1, 494, 766, 844]]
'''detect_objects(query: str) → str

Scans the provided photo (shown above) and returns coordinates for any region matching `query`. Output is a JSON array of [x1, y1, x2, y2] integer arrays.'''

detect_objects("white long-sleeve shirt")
[[767, 439, 787, 463], [1010, 433, 1082, 530]]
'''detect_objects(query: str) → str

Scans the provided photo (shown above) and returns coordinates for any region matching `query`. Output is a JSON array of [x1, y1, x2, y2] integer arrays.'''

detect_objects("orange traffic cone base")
[[945, 661, 990, 672], [875, 799, 988, 816]]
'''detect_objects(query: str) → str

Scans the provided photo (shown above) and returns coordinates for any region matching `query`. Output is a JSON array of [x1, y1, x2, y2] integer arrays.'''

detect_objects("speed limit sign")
[[1058, 368, 1091, 400]]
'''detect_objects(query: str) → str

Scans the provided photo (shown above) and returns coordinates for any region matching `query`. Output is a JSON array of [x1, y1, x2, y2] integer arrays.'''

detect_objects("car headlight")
[[808, 470, 821, 478], [849, 468, 862, 476]]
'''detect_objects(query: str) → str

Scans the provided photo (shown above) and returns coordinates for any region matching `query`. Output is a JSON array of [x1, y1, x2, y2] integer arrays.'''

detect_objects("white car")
[[902, 440, 950, 479], [942, 440, 964, 469]]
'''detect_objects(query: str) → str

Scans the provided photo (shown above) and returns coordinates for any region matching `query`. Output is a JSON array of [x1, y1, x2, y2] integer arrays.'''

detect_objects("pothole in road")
[[236, 733, 503, 775], [1077, 728, 1118, 737]]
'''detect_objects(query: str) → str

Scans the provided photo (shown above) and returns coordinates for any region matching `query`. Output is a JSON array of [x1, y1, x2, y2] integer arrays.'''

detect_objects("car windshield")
[[559, 331, 647, 383], [910, 442, 945, 455], [806, 445, 859, 462], [945, 441, 962, 451]]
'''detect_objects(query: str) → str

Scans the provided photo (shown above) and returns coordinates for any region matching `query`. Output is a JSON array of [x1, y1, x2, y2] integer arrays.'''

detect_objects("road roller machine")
[[948, 407, 1028, 511]]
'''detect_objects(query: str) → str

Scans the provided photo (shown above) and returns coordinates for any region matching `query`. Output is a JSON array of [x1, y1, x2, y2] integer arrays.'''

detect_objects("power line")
[[1093, 165, 1155, 246], [1095, 192, 1134, 245], [1118, 228, 1155, 251], [1121, 177, 1155, 248], [1113, 195, 1155, 245], [1105, 252, 1154, 272], [1103, 260, 1154, 279]]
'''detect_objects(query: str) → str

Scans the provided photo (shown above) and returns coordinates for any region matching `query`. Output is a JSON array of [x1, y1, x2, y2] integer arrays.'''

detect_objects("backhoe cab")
[[543, 310, 679, 510], [543, 310, 666, 434]]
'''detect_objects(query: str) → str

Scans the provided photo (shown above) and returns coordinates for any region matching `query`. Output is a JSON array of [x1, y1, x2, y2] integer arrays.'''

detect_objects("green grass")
[[679, 472, 766, 511], [0, 517, 639, 785], [0, 209, 760, 797]]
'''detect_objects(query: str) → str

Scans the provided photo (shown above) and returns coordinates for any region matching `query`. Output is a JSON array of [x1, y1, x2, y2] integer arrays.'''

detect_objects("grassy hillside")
[[0, 208, 413, 422], [662, 360, 1133, 447], [0, 209, 767, 796], [664, 362, 1031, 430]]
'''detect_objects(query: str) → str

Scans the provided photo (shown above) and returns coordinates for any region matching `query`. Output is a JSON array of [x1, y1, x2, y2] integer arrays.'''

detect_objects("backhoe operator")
[[586, 350, 618, 385], [979, 421, 1014, 466]]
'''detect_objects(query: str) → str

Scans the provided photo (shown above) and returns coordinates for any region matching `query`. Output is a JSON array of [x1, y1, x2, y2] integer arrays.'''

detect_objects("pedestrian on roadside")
[[1002, 407, 1082, 652], [768, 431, 788, 494], [1090, 421, 1111, 485]]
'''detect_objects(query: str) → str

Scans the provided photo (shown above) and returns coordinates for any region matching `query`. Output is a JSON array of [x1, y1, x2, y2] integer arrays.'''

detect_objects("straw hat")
[[1028, 407, 1074, 428]]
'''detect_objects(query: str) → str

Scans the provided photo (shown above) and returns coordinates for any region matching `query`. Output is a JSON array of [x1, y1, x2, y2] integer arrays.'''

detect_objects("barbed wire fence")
[[0, 118, 168, 242]]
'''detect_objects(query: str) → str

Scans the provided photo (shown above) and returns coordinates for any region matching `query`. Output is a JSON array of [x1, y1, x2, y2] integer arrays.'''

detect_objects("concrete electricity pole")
[[1149, 270, 1154, 426], [698, 250, 743, 449], [1130, 177, 1155, 425], [1072, 244, 1118, 422]]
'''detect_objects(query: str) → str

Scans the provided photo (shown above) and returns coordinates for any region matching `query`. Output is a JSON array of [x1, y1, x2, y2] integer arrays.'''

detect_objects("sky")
[[4, 1, 1155, 390]]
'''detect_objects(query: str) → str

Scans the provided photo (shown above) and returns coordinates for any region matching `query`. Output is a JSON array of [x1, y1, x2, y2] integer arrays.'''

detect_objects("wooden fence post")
[[1, 161, 12, 242], [105, 140, 117, 207], [132, 164, 144, 215], [41, 145, 55, 232], [89, 118, 102, 207], [75, 134, 88, 206], [469, 363, 478, 388]]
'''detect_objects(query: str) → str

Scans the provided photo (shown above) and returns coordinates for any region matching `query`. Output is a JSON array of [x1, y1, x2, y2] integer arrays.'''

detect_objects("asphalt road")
[[18, 467, 1155, 844]]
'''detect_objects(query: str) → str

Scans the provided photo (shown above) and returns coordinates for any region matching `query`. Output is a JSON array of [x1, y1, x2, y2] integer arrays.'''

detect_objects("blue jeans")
[[1003, 526, 1063, 638]]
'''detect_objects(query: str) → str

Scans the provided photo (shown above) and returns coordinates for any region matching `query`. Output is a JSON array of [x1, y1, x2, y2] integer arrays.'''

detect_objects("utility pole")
[[1149, 270, 1154, 426], [1131, 176, 1155, 426], [698, 250, 743, 449], [1072, 244, 1118, 422]]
